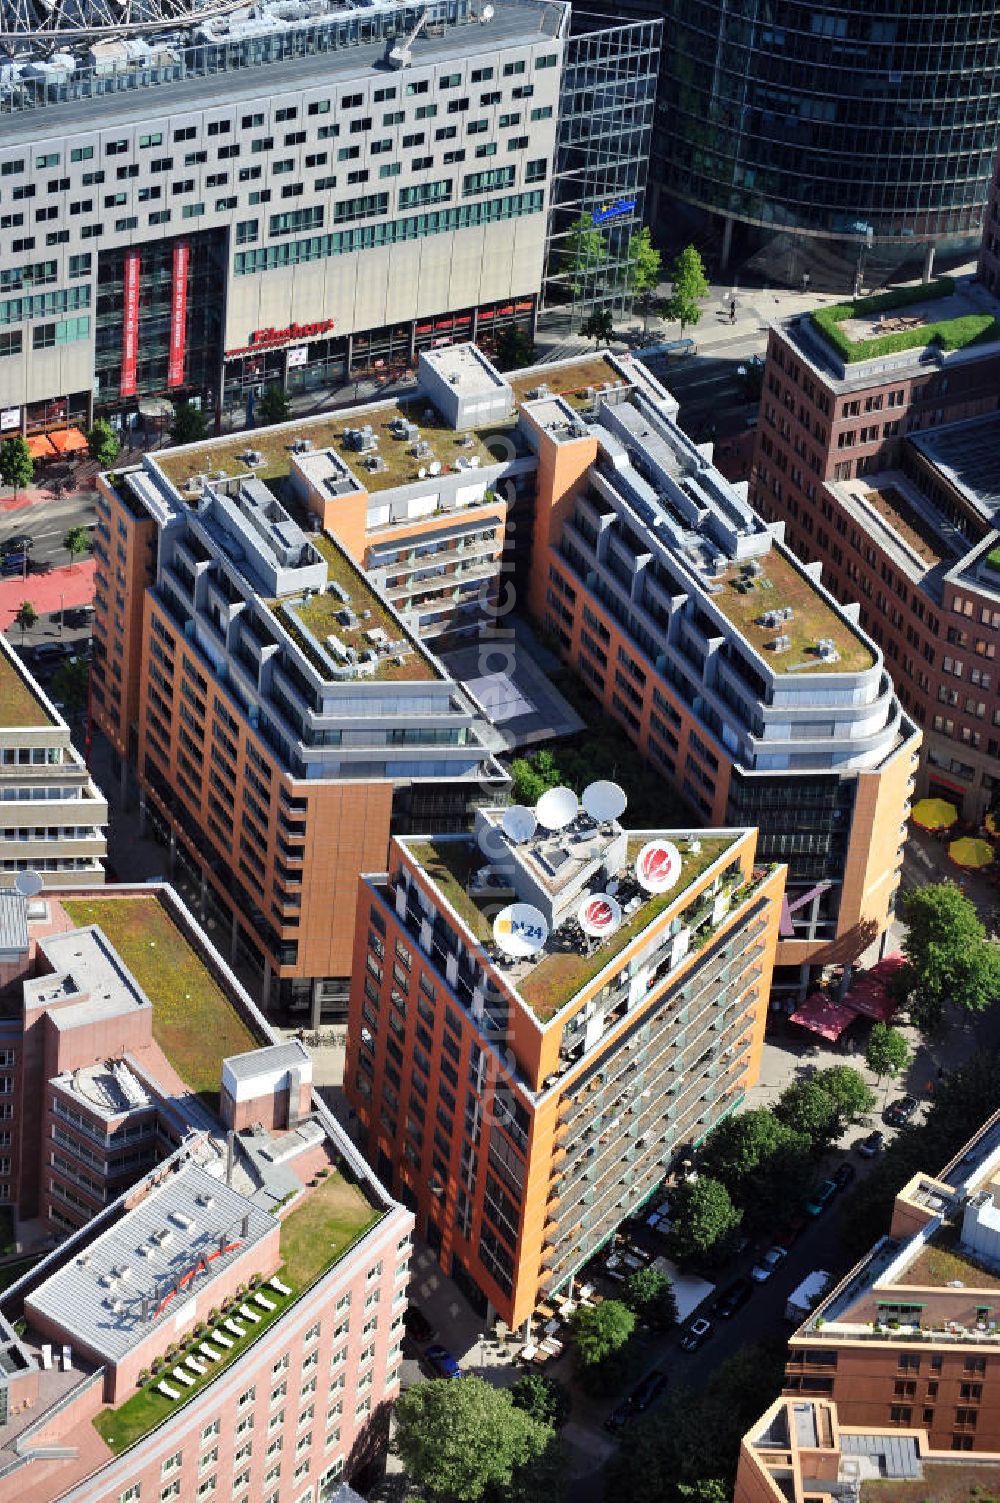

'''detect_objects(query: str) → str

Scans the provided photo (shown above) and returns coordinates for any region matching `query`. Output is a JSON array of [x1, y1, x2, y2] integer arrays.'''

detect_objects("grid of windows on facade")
[[645, 0, 1000, 278]]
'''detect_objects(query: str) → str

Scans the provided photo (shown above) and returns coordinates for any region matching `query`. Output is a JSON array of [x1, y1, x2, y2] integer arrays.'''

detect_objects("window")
[[120, 1489, 141, 1503], [161, 1452, 183, 1478]]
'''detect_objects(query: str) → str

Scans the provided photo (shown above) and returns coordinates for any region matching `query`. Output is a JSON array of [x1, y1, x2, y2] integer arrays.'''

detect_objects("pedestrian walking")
[[730, 298, 737, 324]]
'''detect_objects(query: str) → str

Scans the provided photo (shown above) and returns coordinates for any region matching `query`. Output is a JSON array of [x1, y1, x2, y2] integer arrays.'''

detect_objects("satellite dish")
[[535, 785, 579, 830], [493, 902, 548, 958], [14, 870, 43, 898], [582, 780, 627, 824], [577, 891, 622, 939], [634, 840, 682, 895], [502, 805, 537, 844]]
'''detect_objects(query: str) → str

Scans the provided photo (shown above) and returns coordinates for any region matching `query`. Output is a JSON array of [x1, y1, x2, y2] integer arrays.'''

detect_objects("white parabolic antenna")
[[14, 870, 43, 898], [502, 805, 537, 844], [634, 839, 682, 895], [582, 779, 627, 823], [535, 785, 579, 830], [577, 891, 622, 939], [493, 902, 548, 958]]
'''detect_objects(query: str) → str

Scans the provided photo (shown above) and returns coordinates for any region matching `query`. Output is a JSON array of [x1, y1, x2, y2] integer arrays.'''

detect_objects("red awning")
[[48, 427, 88, 455], [25, 434, 56, 459], [842, 960, 902, 1023], [789, 992, 858, 1042]]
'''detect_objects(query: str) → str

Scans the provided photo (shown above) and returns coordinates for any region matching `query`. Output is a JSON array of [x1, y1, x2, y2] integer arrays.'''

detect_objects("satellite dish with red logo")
[[634, 839, 682, 895], [577, 891, 622, 938]]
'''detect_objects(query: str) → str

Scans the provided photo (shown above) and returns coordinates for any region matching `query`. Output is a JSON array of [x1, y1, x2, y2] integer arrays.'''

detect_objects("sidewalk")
[[0, 560, 95, 625]]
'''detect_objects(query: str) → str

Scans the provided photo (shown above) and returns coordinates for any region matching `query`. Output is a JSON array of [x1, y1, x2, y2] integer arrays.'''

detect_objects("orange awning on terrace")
[[25, 434, 56, 459], [48, 427, 89, 455]]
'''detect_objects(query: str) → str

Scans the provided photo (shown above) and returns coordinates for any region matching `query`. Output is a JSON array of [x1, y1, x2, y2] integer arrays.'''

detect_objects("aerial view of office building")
[[615, 0, 1000, 282], [0, 0, 658, 437], [780, 1107, 1000, 1455], [0, 634, 107, 887], [345, 791, 785, 1328], [521, 354, 918, 997], [0, 880, 411, 1500], [735, 1393, 1000, 1503], [750, 276, 1000, 818]]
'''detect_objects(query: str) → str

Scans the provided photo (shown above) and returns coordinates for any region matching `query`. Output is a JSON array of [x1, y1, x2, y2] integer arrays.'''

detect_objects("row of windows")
[[0, 282, 90, 327], [235, 188, 543, 274]]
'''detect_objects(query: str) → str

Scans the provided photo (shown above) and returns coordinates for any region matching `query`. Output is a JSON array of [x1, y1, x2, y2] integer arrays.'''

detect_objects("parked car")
[[424, 1344, 462, 1379], [775, 1214, 808, 1248], [751, 1245, 788, 1283], [679, 1316, 713, 1353], [832, 1163, 856, 1189], [857, 1130, 885, 1158], [1, 533, 32, 556], [605, 1371, 668, 1431], [714, 1277, 754, 1317], [884, 1095, 918, 1128], [804, 1179, 838, 1217], [403, 1305, 435, 1344], [28, 643, 71, 670]]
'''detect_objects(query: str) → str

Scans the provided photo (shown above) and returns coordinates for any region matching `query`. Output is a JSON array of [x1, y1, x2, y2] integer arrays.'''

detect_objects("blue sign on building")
[[592, 197, 637, 225]]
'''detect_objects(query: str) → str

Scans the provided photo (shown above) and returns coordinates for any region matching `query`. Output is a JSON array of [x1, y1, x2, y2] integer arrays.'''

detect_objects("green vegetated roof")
[[811, 278, 1000, 363], [93, 1170, 380, 1455], [0, 649, 54, 728], [61, 894, 259, 1110]]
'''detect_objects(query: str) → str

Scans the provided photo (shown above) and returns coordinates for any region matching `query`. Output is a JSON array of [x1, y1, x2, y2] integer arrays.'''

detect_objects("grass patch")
[[715, 552, 874, 673], [94, 1172, 380, 1455], [61, 895, 259, 1111], [903, 1223, 999, 1289], [810, 279, 1000, 363], [986, 546, 1000, 571], [860, 1463, 1000, 1503], [508, 354, 625, 409], [0, 651, 53, 728]]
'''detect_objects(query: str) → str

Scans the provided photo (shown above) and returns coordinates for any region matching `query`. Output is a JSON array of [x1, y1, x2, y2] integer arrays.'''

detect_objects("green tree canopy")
[[627, 226, 663, 332], [509, 1372, 571, 1430], [663, 245, 710, 335], [495, 325, 535, 370], [86, 417, 120, 468], [811, 1065, 876, 1128], [864, 1022, 911, 1088], [394, 1376, 551, 1503], [0, 437, 34, 499], [14, 600, 37, 641], [698, 1107, 812, 1225], [665, 1176, 742, 1267], [775, 1078, 840, 1145], [257, 384, 291, 425], [50, 657, 89, 717], [580, 307, 614, 346], [63, 524, 91, 567], [510, 748, 562, 804], [893, 882, 1000, 1032], [169, 399, 209, 446], [623, 1264, 678, 1330], [562, 216, 607, 297], [570, 1298, 635, 1391]]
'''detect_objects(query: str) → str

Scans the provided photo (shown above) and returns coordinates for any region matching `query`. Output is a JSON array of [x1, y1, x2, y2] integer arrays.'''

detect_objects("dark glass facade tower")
[[642, 2, 1000, 282]]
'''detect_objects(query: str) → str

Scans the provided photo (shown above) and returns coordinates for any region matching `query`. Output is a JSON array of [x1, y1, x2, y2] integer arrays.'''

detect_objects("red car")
[[775, 1215, 807, 1249]]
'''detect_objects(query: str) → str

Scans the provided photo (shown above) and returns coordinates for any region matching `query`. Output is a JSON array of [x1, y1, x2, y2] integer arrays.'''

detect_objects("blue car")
[[425, 1344, 462, 1379]]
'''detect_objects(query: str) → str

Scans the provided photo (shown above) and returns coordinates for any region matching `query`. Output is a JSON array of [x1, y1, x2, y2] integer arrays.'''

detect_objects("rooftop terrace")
[[508, 354, 628, 410], [60, 894, 259, 1111], [714, 548, 875, 674], [280, 532, 438, 684], [810, 279, 1000, 365], [156, 396, 504, 497], [407, 831, 737, 1024]]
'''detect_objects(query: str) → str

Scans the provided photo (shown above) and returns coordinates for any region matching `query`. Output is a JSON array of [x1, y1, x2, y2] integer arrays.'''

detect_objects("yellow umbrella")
[[986, 809, 999, 837], [912, 796, 958, 830], [949, 836, 994, 870]]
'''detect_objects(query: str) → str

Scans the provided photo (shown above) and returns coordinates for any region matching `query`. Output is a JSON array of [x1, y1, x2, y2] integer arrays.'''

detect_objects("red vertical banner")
[[167, 240, 189, 389], [120, 250, 140, 399]]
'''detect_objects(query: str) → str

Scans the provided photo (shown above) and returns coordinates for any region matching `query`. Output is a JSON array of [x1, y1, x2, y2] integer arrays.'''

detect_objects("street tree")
[[627, 226, 662, 333], [580, 307, 614, 346], [50, 658, 89, 719], [63, 525, 91, 569], [169, 399, 209, 446], [510, 748, 562, 804], [699, 1108, 812, 1228], [562, 216, 607, 297], [14, 600, 37, 644], [570, 1298, 635, 1391], [663, 245, 710, 335], [893, 882, 1000, 1033], [775, 1078, 840, 1147], [665, 1176, 742, 1267], [393, 1375, 551, 1503], [495, 325, 535, 370], [509, 1372, 571, 1430], [812, 1065, 876, 1128], [86, 418, 120, 469], [0, 437, 34, 502], [624, 1265, 678, 1330], [257, 384, 291, 425], [864, 1023, 911, 1095]]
